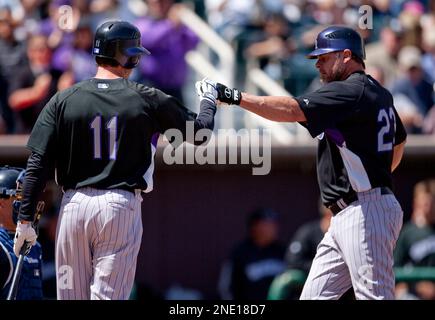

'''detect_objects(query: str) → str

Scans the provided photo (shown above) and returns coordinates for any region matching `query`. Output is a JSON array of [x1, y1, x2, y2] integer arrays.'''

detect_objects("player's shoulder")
[[125, 80, 169, 104], [124, 79, 155, 95], [331, 71, 366, 90], [51, 81, 84, 104], [308, 71, 365, 100]]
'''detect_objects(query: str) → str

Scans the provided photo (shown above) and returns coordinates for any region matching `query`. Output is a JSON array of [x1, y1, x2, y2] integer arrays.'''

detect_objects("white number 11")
[[90, 115, 118, 160]]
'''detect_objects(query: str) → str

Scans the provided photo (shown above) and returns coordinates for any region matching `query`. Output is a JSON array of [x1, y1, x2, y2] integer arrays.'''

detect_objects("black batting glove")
[[216, 83, 242, 105]]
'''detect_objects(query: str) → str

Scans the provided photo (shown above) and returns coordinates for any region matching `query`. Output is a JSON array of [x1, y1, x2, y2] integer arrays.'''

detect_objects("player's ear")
[[343, 49, 352, 63]]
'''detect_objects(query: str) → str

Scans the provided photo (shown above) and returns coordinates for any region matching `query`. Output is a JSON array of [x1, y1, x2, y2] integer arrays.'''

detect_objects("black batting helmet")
[[307, 25, 366, 60], [92, 20, 150, 69]]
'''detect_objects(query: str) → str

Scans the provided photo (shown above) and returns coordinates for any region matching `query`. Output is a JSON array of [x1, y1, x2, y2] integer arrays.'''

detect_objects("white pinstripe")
[[55, 187, 143, 300], [300, 188, 403, 300]]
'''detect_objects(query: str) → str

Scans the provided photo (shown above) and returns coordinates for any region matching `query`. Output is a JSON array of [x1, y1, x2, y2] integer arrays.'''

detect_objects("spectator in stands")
[[421, 20, 435, 88], [245, 12, 293, 83], [52, 18, 96, 83], [394, 179, 435, 300], [8, 33, 66, 133], [38, 0, 86, 52], [217, 208, 286, 300], [204, 0, 265, 44], [0, 7, 26, 133], [391, 45, 434, 133], [423, 107, 435, 135], [398, 1, 424, 48], [136, 0, 199, 103], [365, 22, 403, 87]]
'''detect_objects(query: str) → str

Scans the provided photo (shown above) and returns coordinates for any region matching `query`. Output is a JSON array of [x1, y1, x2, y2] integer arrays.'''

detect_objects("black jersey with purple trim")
[[295, 71, 407, 206], [27, 78, 216, 192]]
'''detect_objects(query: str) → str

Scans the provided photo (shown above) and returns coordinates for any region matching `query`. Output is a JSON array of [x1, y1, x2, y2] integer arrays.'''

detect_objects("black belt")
[[327, 187, 393, 216]]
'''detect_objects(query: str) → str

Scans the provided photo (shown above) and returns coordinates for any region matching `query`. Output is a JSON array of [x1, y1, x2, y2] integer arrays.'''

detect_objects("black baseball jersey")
[[27, 78, 216, 192], [295, 71, 407, 205]]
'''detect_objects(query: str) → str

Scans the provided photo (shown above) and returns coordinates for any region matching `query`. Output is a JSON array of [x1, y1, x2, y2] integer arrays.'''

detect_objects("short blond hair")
[[414, 179, 435, 198]]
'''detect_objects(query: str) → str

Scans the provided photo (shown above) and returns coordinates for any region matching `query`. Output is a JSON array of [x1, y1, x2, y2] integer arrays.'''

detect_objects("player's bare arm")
[[239, 93, 307, 123], [392, 140, 406, 172]]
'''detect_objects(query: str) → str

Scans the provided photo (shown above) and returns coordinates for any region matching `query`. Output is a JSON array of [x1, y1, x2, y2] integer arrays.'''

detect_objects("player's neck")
[[94, 66, 131, 79], [341, 64, 365, 80]]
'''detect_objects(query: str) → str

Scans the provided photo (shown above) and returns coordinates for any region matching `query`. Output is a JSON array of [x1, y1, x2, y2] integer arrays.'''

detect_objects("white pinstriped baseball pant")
[[55, 187, 143, 300], [300, 187, 403, 300]]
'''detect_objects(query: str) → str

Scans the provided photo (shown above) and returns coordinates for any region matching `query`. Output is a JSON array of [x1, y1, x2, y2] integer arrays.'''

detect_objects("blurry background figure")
[[38, 0, 80, 51], [391, 45, 434, 133], [285, 202, 332, 274], [0, 166, 43, 300], [51, 18, 96, 83], [365, 22, 403, 87], [217, 208, 286, 300], [394, 179, 435, 300], [366, 65, 386, 86], [0, 7, 26, 133], [268, 202, 354, 300], [420, 21, 435, 135], [268, 202, 332, 300], [135, 0, 199, 103], [245, 12, 293, 82], [7, 33, 68, 133]]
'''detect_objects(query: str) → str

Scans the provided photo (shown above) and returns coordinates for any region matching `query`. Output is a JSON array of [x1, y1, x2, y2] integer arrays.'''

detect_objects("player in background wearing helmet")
[[199, 25, 407, 299], [12, 20, 218, 300], [0, 166, 43, 300]]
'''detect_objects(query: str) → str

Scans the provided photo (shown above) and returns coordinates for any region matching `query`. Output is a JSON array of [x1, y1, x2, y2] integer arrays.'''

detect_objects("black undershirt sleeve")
[[17, 151, 51, 222], [192, 99, 217, 145]]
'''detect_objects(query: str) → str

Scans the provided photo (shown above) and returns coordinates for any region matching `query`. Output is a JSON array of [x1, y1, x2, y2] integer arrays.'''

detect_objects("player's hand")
[[215, 82, 242, 105], [13, 221, 37, 257], [195, 77, 218, 105]]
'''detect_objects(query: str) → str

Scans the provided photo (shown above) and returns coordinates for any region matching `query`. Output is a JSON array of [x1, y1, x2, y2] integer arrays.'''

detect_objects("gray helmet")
[[92, 20, 150, 68]]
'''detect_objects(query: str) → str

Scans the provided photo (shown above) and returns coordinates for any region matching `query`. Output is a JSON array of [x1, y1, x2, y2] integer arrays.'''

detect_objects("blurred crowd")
[[203, 0, 435, 134], [0, 0, 198, 134], [1, 0, 434, 135]]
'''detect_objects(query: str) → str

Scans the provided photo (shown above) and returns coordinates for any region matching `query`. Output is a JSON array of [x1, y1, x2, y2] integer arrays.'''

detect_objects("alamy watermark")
[[358, 5, 373, 30], [162, 122, 272, 176], [58, 5, 74, 31], [57, 264, 74, 290]]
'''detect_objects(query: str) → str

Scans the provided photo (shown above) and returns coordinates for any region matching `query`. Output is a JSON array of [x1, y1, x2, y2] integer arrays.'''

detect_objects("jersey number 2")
[[377, 108, 396, 152], [90, 115, 117, 160]]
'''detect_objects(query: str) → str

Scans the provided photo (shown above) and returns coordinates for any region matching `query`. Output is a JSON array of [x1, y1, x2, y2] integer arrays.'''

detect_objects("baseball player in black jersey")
[[200, 25, 407, 299], [12, 20, 218, 300]]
